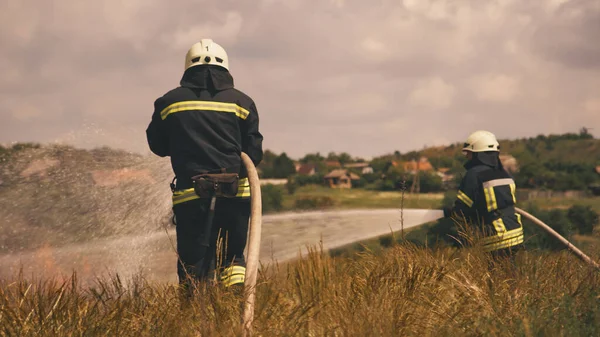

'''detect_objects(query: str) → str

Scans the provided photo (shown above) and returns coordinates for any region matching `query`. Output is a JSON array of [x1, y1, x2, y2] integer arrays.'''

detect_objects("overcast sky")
[[1, 0, 599, 159]]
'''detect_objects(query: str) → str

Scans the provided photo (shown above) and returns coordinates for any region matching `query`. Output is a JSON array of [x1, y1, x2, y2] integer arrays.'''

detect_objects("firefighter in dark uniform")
[[146, 39, 263, 289], [443, 130, 524, 259]]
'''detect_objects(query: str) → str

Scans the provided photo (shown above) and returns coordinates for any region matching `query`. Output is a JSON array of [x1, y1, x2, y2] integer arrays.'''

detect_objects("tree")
[[272, 153, 296, 178], [326, 152, 339, 161], [300, 152, 325, 163], [338, 152, 353, 165]]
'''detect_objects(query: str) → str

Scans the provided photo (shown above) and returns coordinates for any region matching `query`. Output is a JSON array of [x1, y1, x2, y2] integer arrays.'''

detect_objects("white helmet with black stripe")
[[462, 130, 500, 153], [185, 39, 229, 71]]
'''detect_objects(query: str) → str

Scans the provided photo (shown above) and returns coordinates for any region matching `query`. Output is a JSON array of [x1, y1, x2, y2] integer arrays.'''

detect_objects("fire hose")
[[240, 152, 262, 336], [515, 207, 600, 270]]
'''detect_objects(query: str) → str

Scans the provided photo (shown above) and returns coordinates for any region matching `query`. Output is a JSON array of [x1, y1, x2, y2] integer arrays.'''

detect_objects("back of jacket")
[[146, 66, 263, 189], [451, 159, 524, 251]]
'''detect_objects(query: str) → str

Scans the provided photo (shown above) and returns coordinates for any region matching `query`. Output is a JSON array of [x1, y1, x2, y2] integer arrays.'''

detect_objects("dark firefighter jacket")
[[447, 152, 523, 252], [146, 65, 263, 204]]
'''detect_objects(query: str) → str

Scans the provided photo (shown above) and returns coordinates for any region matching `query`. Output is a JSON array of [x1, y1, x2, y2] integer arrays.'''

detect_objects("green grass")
[[2, 243, 599, 336], [522, 196, 600, 212], [281, 185, 444, 211]]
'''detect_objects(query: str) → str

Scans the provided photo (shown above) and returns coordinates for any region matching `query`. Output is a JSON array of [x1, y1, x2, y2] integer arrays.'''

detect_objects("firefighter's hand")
[[443, 207, 452, 218]]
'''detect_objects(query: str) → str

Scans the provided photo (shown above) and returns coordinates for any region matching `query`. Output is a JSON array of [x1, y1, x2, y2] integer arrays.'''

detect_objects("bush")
[[293, 174, 326, 187], [567, 204, 599, 235], [523, 207, 575, 251], [294, 195, 335, 210], [285, 178, 297, 195], [261, 184, 284, 213], [419, 172, 444, 193], [351, 177, 368, 188], [372, 180, 396, 191]]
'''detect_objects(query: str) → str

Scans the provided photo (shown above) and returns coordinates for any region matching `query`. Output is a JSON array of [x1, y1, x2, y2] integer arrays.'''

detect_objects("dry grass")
[[1, 243, 599, 337]]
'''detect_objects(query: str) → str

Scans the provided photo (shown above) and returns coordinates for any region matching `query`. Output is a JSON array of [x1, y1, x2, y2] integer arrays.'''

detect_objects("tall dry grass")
[[1, 243, 599, 336]]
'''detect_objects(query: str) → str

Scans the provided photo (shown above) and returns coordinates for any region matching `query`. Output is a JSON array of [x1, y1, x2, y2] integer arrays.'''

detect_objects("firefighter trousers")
[[173, 197, 250, 286]]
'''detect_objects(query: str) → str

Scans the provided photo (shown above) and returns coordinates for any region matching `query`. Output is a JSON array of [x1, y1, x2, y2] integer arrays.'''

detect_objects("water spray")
[[240, 152, 262, 336]]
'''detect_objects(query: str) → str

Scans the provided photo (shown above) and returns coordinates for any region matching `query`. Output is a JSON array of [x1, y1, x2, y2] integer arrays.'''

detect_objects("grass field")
[[2, 185, 599, 336], [521, 196, 600, 212], [279, 184, 600, 213], [281, 185, 445, 211], [2, 242, 599, 336]]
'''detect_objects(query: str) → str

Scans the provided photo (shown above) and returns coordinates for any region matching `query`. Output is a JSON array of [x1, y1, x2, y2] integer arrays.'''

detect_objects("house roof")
[[324, 169, 346, 178], [400, 158, 434, 172], [297, 164, 316, 175], [344, 162, 370, 168], [325, 160, 342, 168], [348, 172, 360, 180], [324, 169, 360, 180]]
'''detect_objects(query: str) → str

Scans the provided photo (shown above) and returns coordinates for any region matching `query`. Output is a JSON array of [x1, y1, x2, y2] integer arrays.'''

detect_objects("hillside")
[[378, 131, 600, 191]]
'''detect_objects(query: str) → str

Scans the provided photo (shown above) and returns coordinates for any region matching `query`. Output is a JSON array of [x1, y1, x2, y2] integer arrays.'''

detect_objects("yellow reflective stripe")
[[172, 177, 251, 205], [491, 218, 507, 234], [489, 187, 497, 211], [236, 185, 250, 197], [457, 190, 474, 207], [220, 265, 246, 279], [172, 188, 198, 205], [516, 213, 522, 225], [481, 227, 523, 245], [222, 275, 245, 287], [220, 265, 246, 287], [510, 183, 517, 203], [160, 101, 250, 120], [483, 233, 524, 252], [484, 187, 491, 211], [484, 187, 498, 212]]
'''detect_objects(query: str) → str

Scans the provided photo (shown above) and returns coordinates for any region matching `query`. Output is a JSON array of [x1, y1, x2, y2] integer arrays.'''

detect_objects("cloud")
[[0, 0, 598, 159], [583, 98, 600, 114], [170, 12, 244, 50], [532, 0, 600, 69], [408, 77, 456, 110], [470, 74, 520, 102]]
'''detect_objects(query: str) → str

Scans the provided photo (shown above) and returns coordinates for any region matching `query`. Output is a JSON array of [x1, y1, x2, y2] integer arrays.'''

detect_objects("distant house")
[[296, 163, 317, 176], [436, 167, 455, 186], [343, 162, 373, 174], [399, 157, 434, 174], [324, 169, 360, 188], [325, 160, 342, 168], [343, 162, 369, 169]]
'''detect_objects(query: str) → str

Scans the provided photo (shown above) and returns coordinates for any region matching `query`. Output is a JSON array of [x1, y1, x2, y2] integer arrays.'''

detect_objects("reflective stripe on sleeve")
[[457, 190, 474, 207]]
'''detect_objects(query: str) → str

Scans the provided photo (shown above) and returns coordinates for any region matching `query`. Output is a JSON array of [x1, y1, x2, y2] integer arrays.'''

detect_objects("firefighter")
[[146, 39, 263, 290], [443, 130, 524, 260]]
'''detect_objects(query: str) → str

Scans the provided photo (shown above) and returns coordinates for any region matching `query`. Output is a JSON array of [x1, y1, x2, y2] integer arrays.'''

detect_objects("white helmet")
[[184, 39, 229, 71], [462, 130, 500, 152]]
